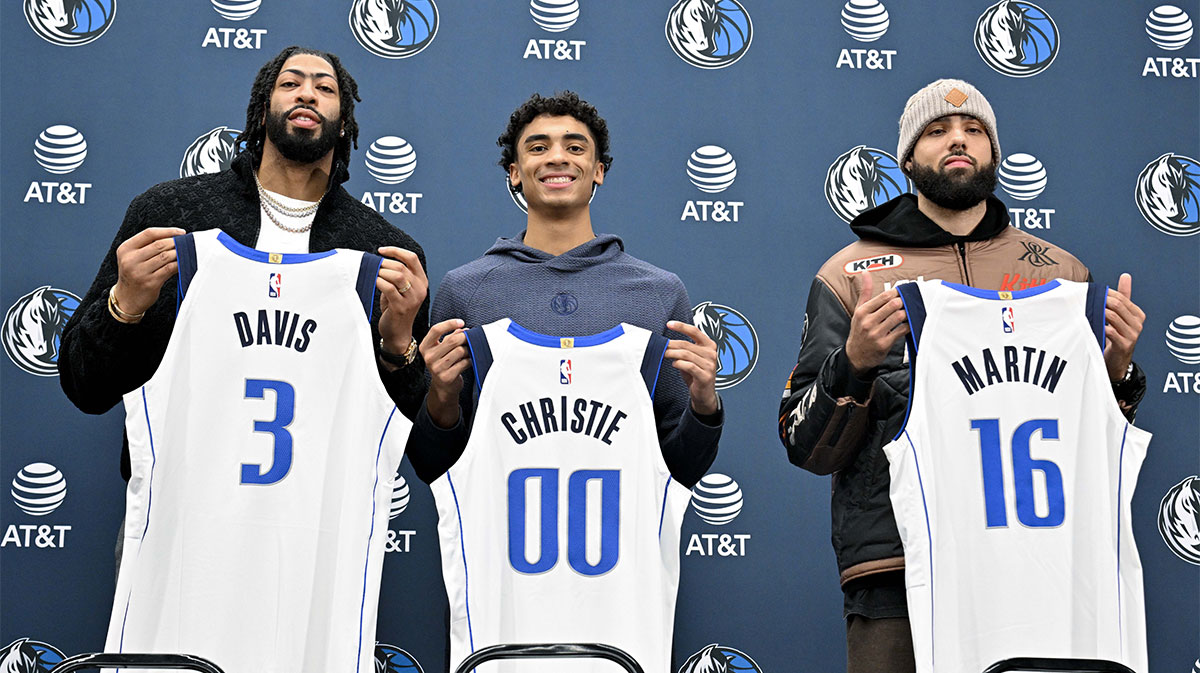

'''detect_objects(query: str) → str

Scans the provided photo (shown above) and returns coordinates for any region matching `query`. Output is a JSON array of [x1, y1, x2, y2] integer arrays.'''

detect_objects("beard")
[[265, 105, 340, 164], [908, 155, 998, 210]]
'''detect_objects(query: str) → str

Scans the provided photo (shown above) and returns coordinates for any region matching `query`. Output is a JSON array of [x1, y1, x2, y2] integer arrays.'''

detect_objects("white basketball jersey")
[[431, 319, 693, 673], [885, 279, 1150, 673], [108, 229, 410, 673]]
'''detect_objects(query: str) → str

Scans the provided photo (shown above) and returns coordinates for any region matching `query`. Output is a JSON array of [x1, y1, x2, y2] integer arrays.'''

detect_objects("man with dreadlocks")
[[60, 45, 430, 473], [409, 91, 722, 672]]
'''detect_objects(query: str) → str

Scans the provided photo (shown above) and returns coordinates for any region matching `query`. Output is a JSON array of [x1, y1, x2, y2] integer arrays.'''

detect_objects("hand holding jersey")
[[376, 245, 429, 365], [1103, 273, 1144, 382], [845, 270, 909, 378], [112, 226, 187, 319]]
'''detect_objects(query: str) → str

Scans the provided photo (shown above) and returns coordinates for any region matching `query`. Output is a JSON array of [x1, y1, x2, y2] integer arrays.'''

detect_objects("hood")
[[849, 193, 1011, 247], [483, 232, 626, 272]]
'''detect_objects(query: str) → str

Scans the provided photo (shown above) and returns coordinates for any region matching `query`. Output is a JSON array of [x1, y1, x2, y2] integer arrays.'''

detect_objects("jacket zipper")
[[956, 242, 971, 285]]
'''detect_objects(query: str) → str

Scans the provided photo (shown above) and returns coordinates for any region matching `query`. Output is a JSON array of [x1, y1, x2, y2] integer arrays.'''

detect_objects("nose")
[[293, 79, 317, 104], [544, 143, 570, 165], [946, 123, 968, 150]]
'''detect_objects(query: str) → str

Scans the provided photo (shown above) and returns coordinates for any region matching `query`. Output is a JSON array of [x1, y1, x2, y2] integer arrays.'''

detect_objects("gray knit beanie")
[[897, 79, 1000, 168]]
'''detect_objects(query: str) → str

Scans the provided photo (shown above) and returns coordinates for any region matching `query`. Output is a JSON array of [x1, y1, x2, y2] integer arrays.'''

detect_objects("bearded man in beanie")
[[777, 79, 1147, 671]]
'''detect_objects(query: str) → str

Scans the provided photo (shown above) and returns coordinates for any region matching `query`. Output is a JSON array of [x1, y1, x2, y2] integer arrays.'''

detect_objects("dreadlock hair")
[[498, 91, 613, 194], [237, 46, 362, 169]]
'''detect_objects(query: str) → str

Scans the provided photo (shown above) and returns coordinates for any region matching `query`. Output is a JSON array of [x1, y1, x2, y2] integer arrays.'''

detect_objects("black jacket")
[[58, 151, 430, 480]]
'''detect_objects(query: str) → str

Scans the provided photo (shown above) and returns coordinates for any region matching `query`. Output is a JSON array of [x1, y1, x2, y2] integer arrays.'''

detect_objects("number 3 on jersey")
[[242, 379, 295, 485], [972, 418, 1064, 528], [508, 468, 620, 576]]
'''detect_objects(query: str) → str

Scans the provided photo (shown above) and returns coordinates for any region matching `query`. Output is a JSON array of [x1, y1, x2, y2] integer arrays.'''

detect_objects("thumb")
[[857, 270, 874, 308], [1117, 273, 1132, 299]]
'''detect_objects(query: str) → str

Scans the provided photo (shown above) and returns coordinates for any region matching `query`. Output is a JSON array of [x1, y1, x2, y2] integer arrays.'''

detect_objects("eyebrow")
[[522, 132, 591, 144], [279, 68, 336, 82]]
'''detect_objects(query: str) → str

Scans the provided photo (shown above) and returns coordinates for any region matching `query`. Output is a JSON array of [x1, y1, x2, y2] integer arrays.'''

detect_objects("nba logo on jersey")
[[268, 273, 281, 298], [1001, 306, 1014, 333], [560, 359, 572, 384]]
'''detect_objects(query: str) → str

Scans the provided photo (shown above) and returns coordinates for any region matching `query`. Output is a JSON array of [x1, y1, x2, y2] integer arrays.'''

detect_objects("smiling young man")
[[776, 79, 1147, 671], [407, 91, 722, 670], [60, 45, 430, 490]]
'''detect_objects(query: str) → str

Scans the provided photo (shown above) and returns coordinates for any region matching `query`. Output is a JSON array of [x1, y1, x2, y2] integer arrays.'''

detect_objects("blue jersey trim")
[[906, 430, 934, 669], [1085, 283, 1108, 352], [641, 333, 670, 399], [446, 473, 477, 659], [892, 283, 926, 442], [356, 253, 383, 322], [1116, 423, 1129, 651], [940, 278, 1061, 299], [658, 477, 673, 538], [174, 232, 199, 317], [356, 407, 397, 673], [506, 321, 626, 348], [464, 326, 492, 394], [216, 230, 336, 264]]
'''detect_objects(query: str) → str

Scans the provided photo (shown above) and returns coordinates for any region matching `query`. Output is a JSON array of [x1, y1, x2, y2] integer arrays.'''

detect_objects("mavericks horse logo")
[[665, 0, 753, 69], [349, 0, 439, 59], [974, 0, 1059, 77], [824, 145, 909, 223], [24, 0, 115, 46], [1135, 153, 1200, 237], [691, 302, 758, 390], [678, 644, 762, 673], [3, 286, 80, 377], [180, 126, 242, 179], [1159, 475, 1200, 565], [0, 638, 66, 672], [374, 643, 424, 672]]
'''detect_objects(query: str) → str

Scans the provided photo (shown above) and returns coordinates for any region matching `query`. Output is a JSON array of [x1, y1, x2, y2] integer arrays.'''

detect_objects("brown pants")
[[846, 615, 916, 673]]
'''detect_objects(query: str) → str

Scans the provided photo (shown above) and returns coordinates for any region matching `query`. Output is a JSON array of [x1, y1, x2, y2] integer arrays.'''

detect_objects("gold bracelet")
[[107, 285, 145, 324]]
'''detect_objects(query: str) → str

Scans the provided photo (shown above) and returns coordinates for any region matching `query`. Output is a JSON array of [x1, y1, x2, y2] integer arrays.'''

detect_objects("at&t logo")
[[3, 286, 80, 377], [180, 126, 242, 178], [665, 0, 753, 70], [386, 471, 417, 552], [361, 136, 423, 216], [824, 146, 909, 223], [692, 302, 757, 389], [835, 0, 896, 70], [24, 125, 92, 206], [974, 0, 1059, 78], [686, 473, 750, 557], [681, 145, 743, 222], [0, 638, 66, 672], [1163, 314, 1200, 394], [1142, 5, 1199, 78], [375, 644, 424, 672], [349, 0, 439, 59], [1158, 476, 1200, 564], [3, 463, 72, 549], [202, 0, 267, 50], [523, 0, 586, 61], [999, 152, 1055, 230], [1135, 153, 1200, 237], [24, 0, 115, 46], [678, 644, 762, 673]]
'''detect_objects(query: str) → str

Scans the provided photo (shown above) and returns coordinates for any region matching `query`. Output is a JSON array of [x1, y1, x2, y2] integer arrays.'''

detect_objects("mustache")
[[286, 105, 327, 123], [942, 150, 977, 167]]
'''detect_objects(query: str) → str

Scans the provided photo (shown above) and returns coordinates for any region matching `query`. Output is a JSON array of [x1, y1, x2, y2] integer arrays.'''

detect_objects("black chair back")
[[984, 657, 1137, 673], [50, 653, 225, 673], [453, 643, 645, 673]]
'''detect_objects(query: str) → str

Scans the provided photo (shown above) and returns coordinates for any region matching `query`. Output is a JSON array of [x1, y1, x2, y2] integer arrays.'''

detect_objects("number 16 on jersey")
[[972, 418, 1065, 529]]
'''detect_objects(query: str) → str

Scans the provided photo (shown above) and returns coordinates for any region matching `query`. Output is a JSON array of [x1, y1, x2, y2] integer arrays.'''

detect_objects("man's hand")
[[376, 246, 428, 361], [666, 320, 720, 416], [421, 318, 470, 428], [1104, 273, 1144, 382], [112, 227, 187, 316], [844, 270, 908, 377]]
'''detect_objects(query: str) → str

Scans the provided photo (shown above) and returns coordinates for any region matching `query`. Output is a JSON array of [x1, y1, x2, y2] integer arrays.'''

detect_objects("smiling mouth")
[[540, 176, 576, 185]]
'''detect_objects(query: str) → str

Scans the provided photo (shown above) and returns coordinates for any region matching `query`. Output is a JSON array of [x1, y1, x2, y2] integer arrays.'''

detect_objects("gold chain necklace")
[[254, 170, 322, 217]]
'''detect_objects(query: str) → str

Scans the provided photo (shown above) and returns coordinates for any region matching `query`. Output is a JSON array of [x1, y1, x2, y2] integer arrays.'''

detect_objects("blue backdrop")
[[2, 1, 1198, 671]]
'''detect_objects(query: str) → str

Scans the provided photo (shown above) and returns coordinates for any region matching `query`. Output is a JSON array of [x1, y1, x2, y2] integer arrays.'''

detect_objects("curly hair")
[[497, 91, 613, 193], [236, 46, 361, 169]]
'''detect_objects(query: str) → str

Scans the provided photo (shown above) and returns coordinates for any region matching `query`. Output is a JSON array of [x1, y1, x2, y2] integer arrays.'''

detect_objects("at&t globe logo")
[[25, 125, 93, 206], [690, 473, 743, 524], [180, 126, 241, 178], [665, 0, 753, 70], [24, 0, 115, 47], [1135, 153, 1200, 237], [362, 136, 423, 216], [530, 0, 579, 32], [1146, 5, 1193, 50], [841, 0, 889, 42], [692, 302, 757, 389], [1158, 476, 1200, 565], [682, 145, 743, 222], [824, 146, 909, 223], [212, 0, 260, 20], [389, 472, 410, 519], [349, 0, 439, 59], [3, 286, 80, 377], [679, 644, 762, 673], [998, 153, 1047, 201], [974, 0, 1059, 78], [0, 638, 65, 672], [1167, 315, 1200, 365], [11, 463, 67, 516], [375, 644, 423, 672], [386, 470, 417, 553]]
